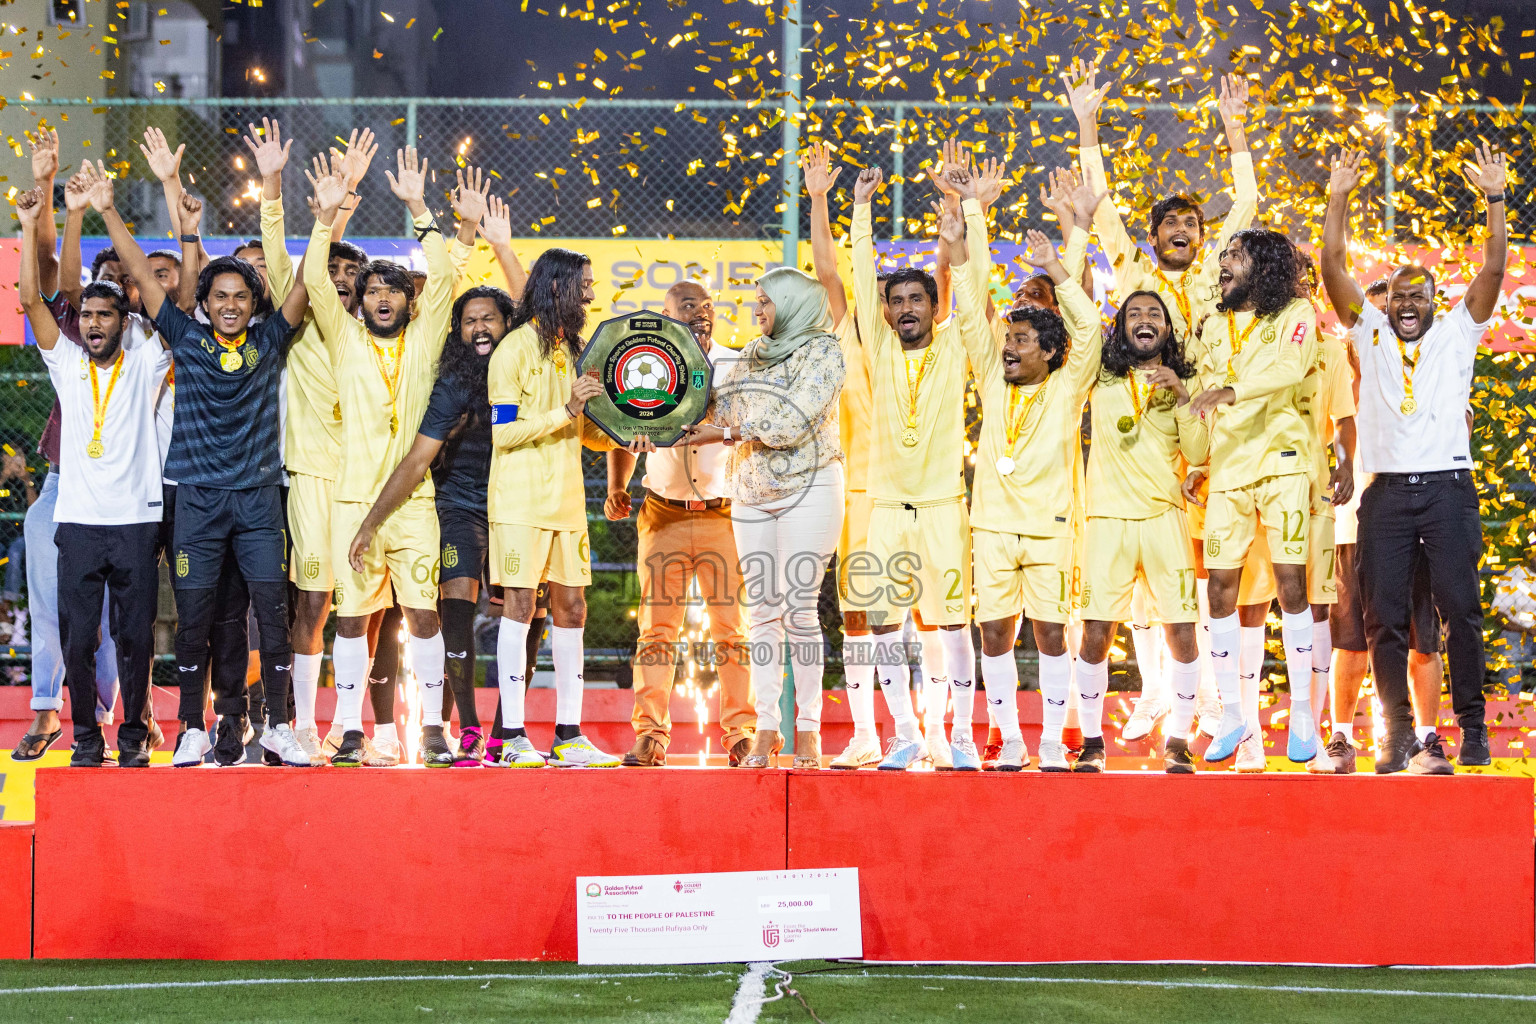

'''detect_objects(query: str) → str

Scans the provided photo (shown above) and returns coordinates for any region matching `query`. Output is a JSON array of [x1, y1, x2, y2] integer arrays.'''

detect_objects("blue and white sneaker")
[[950, 737, 982, 772], [1287, 705, 1319, 763], [877, 735, 928, 771], [1204, 709, 1252, 764]]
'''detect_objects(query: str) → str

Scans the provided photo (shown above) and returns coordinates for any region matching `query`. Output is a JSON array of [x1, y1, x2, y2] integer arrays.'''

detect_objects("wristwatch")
[[179, 233, 200, 243]]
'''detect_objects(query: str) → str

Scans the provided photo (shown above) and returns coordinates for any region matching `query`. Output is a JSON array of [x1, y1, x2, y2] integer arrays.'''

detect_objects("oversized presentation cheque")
[[577, 312, 711, 447]]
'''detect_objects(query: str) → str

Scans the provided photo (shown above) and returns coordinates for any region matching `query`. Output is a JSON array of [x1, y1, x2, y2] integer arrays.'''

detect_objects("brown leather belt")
[[646, 490, 730, 511]]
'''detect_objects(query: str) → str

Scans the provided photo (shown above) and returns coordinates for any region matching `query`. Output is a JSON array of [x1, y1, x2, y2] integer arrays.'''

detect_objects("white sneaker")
[[259, 723, 313, 767], [365, 733, 401, 767], [295, 725, 326, 766], [495, 734, 547, 768], [989, 736, 1028, 771], [1196, 695, 1222, 738], [1122, 697, 1168, 741], [830, 734, 882, 769], [1037, 738, 1070, 772], [549, 733, 621, 767], [173, 728, 211, 767], [925, 726, 952, 770], [1236, 733, 1267, 772]]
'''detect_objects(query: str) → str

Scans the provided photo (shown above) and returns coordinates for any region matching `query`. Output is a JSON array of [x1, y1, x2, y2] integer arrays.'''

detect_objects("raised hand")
[[337, 127, 379, 188], [1215, 73, 1251, 128], [29, 128, 60, 183], [1147, 365, 1190, 405], [801, 141, 843, 199], [1038, 168, 1076, 225], [1020, 227, 1059, 269], [63, 167, 93, 213], [479, 192, 513, 247], [80, 161, 115, 212], [931, 200, 964, 246], [305, 151, 349, 216], [944, 165, 977, 202], [1328, 149, 1368, 198], [178, 191, 204, 233], [13, 187, 43, 227], [1064, 166, 1107, 222], [927, 137, 966, 197], [852, 166, 884, 205], [451, 166, 491, 225], [1465, 142, 1507, 197], [385, 146, 429, 207], [138, 127, 184, 184], [243, 117, 293, 179], [1061, 58, 1109, 125], [973, 156, 1007, 209]]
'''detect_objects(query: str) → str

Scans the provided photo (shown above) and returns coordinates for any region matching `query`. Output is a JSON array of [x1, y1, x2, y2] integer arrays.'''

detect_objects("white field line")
[[812, 971, 1536, 1002], [0, 970, 733, 997], [723, 962, 774, 1024]]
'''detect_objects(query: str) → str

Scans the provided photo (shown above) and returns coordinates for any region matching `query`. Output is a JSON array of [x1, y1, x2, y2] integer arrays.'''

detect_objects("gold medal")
[[220, 350, 243, 373], [333, 402, 342, 422], [900, 427, 919, 448], [370, 333, 406, 441], [1400, 397, 1418, 415], [86, 439, 105, 459], [1117, 415, 1135, 433], [390, 413, 399, 435], [87, 350, 124, 464], [996, 456, 1016, 476]]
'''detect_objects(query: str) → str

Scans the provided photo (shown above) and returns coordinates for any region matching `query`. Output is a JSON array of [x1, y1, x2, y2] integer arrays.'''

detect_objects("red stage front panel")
[[787, 772, 1535, 966], [33, 768, 788, 959], [0, 823, 32, 958]]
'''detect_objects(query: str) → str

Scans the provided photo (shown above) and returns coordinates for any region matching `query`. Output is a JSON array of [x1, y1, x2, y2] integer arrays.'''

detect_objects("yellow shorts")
[[1203, 474, 1309, 571], [974, 528, 1075, 625], [1234, 500, 1338, 607], [331, 497, 440, 617], [851, 498, 971, 628], [837, 489, 876, 613], [490, 522, 592, 590], [1237, 530, 1277, 607], [1082, 509, 1200, 624], [287, 472, 334, 592]]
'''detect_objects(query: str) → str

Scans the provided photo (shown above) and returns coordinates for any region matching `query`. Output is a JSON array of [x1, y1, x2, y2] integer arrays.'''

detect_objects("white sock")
[[1280, 611, 1313, 731], [551, 625, 584, 726], [980, 652, 1022, 741], [842, 634, 878, 741], [1169, 658, 1200, 737], [941, 628, 977, 732], [875, 636, 920, 741], [918, 629, 948, 733], [331, 635, 370, 733], [1038, 650, 1071, 743], [1196, 578, 1217, 702], [1130, 624, 1168, 703], [411, 631, 446, 728], [292, 652, 321, 731], [1075, 657, 1108, 739], [1209, 613, 1241, 720], [1311, 618, 1332, 723], [374, 721, 398, 745], [497, 617, 531, 730], [1415, 724, 1434, 742], [1240, 624, 1265, 727]]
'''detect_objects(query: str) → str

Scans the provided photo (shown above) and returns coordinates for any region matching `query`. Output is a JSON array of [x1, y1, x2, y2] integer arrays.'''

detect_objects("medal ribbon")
[[216, 331, 246, 363], [1396, 334, 1420, 412], [1153, 267, 1192, 331], [371, 333, 406, 430], [900, 346, 937, 430], [1126, 370, 1153, 425], [1224, 312, 1260, 384], [1002, 378, 1049, 455], [89, 350, 125, 451]]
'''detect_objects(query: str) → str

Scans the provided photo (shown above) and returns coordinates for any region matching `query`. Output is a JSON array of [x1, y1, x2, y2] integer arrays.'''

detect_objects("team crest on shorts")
[[175, 551, 189, 578], [443, 544, 459, 570], [504, 552, 521, 576], [303, 555, 319, 581], [1206, 538, 1221, 557]]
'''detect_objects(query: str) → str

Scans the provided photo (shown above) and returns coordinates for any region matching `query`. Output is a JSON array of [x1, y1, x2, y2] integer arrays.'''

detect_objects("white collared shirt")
[[1347, 301, 1485, 475], [640, 347, 734, 502]]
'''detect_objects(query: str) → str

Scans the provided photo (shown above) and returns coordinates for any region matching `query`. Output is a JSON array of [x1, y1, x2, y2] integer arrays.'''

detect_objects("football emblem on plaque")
[[577, 312, 710, 447]]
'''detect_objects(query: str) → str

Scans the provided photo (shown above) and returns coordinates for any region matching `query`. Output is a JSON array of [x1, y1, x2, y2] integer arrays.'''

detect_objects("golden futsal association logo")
[[584, 883, 602, 897]]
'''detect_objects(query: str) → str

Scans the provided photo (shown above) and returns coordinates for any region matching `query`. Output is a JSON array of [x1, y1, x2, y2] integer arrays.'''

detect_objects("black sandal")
[[11, 728, 62, 761]]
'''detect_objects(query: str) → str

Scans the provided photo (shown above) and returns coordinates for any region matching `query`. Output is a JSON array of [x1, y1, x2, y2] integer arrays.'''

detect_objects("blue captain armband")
[[491, 404, 519, 425]]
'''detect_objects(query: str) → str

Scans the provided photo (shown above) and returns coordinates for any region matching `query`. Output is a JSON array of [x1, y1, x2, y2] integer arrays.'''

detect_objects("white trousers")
[[730, 463, 844, 734]]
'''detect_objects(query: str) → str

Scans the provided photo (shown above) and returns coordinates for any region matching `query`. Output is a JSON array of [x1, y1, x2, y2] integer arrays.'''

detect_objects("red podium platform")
[[27, 766, 1535, 965]]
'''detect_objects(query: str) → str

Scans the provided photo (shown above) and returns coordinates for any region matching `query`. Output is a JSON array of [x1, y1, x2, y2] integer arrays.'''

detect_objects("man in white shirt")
[[16, 187, 171, 767], [1320, 145, 1507, 772], [605, 282, 753, 766]]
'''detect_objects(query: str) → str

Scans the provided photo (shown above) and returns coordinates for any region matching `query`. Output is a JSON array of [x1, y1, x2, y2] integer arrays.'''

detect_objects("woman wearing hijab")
[[679, 267, 846, 768]]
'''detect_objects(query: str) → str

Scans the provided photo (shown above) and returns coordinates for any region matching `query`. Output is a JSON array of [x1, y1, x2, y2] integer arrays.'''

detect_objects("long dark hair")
[[507, 247, 591, 358], [1099, 290, 1197, 382], [1217, 228, 1300, 319], [438, 286, 517, 425]]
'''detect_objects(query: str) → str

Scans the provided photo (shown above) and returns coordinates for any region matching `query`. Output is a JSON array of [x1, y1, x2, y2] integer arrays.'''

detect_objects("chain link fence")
[[4, 95, 1533, 690]]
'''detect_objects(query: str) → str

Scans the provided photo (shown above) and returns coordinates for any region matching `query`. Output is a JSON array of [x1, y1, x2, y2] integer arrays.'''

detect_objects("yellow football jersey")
[[1087, 367, 1210, 520], [1079, 146, 1258, 343], [487, 323, 616, 532], [303, 212, 456, 505], [1197, 297, 1317, 493], [834, 311, 873, 494], [1299, 329, 1357, 494]]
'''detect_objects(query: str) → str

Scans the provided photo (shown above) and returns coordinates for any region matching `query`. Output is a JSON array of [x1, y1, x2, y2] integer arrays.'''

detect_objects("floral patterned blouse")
[[708, 332, 846, 505]]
